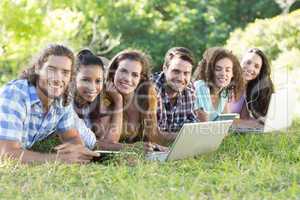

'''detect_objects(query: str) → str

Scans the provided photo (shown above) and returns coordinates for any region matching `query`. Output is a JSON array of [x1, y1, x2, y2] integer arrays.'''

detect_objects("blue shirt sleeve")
[[194, 80, 209, 111], [72, 109, 96, 149], [0, 83, 27, 143]]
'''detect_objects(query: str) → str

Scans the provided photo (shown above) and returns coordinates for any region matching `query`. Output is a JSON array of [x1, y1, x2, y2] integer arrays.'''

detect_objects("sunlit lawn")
[[0, 120, 300, 200]]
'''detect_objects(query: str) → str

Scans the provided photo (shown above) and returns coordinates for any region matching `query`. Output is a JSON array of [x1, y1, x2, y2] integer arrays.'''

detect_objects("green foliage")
[[226, 9, 300, 115], [0, 0, 83, 85], [0, 0, 285, 85], [0, 0, 46, 84], [225, 9, 300, 90], [226, 9, 300, 63], [1, 120, 300, 199], [98, 0, 282, 70]]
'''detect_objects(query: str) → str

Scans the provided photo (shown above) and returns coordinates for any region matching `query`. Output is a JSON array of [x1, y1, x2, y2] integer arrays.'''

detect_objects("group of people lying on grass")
[[0, 44, 274, 164]]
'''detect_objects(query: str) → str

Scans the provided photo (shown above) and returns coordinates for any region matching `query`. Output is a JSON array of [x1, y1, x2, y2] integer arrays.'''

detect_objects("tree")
[[226, 9, 300, 114], [94, 0, 283, 70]]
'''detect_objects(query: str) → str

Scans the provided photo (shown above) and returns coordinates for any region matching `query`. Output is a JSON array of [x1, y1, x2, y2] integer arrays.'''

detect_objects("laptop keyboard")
[[230, 126, 263, 133]]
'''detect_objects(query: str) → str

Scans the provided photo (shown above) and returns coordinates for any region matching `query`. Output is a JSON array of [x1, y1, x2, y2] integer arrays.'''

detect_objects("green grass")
[[1, 120, 300, 200]]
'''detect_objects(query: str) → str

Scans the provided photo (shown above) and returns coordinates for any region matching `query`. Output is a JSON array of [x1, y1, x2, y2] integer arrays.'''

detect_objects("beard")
[[36, 79, 65, 102]]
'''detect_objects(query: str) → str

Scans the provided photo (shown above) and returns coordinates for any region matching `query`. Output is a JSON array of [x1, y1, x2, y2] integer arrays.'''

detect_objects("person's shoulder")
[[2, 79, 29, 88], [193, 80, 206, 88], [151, 72, 165, 92], [193, 80, 210, 92], [0, 79, 30, 99], [151, 72, 163, 83]]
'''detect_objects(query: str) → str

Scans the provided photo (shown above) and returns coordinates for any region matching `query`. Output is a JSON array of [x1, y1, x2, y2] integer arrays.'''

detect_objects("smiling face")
[[36, 55, 72, 100], [76, 65, 103, 103], [213, 57, 233, 89], [113, 59, 142, 95], [163, 57, 192, 93], [241, 52, 262, 82]]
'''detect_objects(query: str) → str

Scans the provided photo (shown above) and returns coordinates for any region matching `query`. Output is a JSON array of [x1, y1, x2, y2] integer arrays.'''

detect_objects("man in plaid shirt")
[[152, 47, 198, 144], [0, 44, 98, 164]]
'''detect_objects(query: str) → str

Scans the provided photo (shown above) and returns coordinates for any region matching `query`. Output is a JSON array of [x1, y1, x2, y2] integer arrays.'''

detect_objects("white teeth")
[[87, 93, 97, 96], [49, 82, 62, 88]]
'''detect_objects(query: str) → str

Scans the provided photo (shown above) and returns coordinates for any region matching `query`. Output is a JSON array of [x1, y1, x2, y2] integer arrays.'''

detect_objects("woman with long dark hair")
[[229, 48, 274, 123], [72, 49, 122, 149], [94, 49, 166, 151]]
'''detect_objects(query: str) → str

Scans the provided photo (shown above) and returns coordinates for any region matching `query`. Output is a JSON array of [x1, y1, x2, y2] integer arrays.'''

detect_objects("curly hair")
[[196, 47, 244, 99], [244, 48, 274, 118], [20, 44, 75, 106]]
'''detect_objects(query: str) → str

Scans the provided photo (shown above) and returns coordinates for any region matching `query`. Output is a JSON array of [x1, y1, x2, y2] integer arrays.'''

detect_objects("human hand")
[[144, 142, 169, 153], [54, 143, 100, 164], [106, 81, 122, 102], [195, 109, 209, 122]]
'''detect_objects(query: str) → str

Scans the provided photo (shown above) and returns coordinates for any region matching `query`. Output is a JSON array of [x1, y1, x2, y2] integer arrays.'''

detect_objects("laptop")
[[214, 113, 240, 121], [230, 87, 295, 133], [146, 120, 233, 162]]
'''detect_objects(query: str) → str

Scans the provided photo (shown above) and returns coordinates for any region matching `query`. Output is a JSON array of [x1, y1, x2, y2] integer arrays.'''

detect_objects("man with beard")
[[151, 47, 198, 145], [0, 44, 98, 164]]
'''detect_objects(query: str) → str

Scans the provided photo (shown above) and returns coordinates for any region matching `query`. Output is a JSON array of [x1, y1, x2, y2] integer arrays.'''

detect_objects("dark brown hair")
[[196, 47, 244, 98], [244, 48, 274, 118], [73, 49, 105, 120], [20, 44, 75, 106], [163, 47, 195, 69], [107, 49, 157, 141]]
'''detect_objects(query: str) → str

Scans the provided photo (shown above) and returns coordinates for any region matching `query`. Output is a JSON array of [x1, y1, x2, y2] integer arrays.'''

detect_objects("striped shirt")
[[152, 72, 198, 132]]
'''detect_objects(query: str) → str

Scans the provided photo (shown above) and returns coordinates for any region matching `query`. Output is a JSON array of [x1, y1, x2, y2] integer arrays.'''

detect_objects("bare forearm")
[[159, 131, 177, 145], [95, 140, 133, 151], [223, 102, 229, 114], [195, 109, 209, 122], [59, 129, 84, 145], [1, 148, 58, 164], [104, 102, 123, 142], [0, 137, 97, 164], [149, 129, 176, 146]]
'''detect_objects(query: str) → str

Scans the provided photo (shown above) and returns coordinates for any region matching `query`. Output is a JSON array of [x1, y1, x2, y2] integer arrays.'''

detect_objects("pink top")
[[229, 95, 245, 114]]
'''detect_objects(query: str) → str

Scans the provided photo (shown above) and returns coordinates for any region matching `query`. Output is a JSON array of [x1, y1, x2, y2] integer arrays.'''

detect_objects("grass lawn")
[[0, 120, 300, 200]]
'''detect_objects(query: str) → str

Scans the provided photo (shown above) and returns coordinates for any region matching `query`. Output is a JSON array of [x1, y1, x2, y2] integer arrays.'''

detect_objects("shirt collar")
[[28, 83, 63, 108]]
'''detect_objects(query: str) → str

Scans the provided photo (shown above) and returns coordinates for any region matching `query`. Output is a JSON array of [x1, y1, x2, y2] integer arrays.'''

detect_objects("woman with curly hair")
[[229, 48, 274, 124], [194, 47, 244, 121]]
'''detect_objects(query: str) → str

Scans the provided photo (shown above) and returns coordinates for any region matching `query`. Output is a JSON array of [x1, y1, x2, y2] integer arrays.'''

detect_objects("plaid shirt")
[[0, 79, 81, 149], [152, 72, 198, 132]]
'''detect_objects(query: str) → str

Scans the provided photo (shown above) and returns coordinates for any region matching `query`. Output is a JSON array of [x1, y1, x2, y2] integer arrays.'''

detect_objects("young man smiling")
[[151, 47, 198, 144], [0, 44, 98, 164]]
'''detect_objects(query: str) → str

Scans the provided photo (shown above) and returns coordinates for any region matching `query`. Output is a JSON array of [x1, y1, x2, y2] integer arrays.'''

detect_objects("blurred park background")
[[0, 0, 299, 115]]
